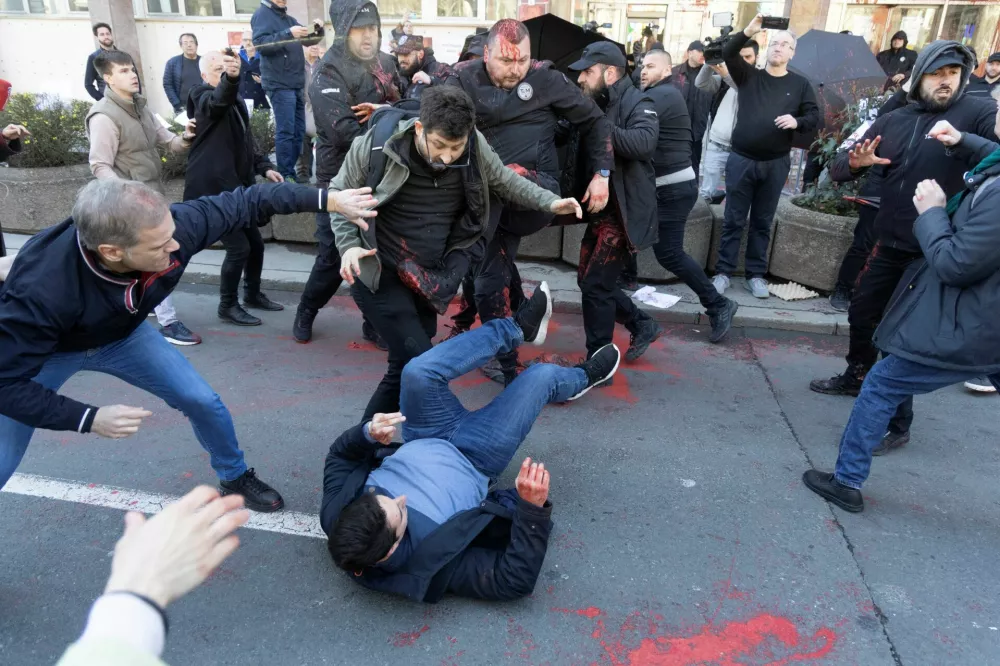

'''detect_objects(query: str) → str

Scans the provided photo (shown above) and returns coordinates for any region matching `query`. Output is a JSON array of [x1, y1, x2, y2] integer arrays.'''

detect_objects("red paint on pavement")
[[391, 625, 430, 647]]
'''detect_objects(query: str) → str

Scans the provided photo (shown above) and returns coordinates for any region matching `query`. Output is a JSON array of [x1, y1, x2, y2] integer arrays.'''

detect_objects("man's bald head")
[[200, 50, 227, 87], [639, 49, 672, 90]]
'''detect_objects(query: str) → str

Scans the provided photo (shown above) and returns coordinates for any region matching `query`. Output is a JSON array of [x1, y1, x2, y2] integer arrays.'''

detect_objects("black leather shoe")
[[220, 468, 284, 513], [829, 285, 851, 312], [218, 304, 262, 326], [708, 298, 738, 344], [625, 317, 662, 362], [802, 470, 863, 512], [361, 320, 388, 351], [616, 275, 639, 291], [293, 305, 317, 343], [244, 292, 285, 311], [872, 430, 910, 456], [810, 369, 864, 397]]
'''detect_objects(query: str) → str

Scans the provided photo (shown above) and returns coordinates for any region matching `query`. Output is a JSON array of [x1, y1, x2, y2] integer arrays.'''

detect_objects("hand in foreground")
[[290, 25, 311, 39], [264, 170, 284, 183], [927, 120, 962, 147], [913, 179, 947, 215], [104, 486, 249, 608], [551, 197, 583, 218], [328, 187, 378, 228], [744, 13, 764, 37], [516, 457, 550, 508], [848, 136, 891, 170], [2, 124, 29, 141], [92, 405, 153, 439], [582, 174, 609, 214], [351, 102, 385, 123], [223, 54, 241, 79], [368, 412, 406, 445], [892, 73, 906, 84], [709, 63, 728, 77], [0, 255, 13, 282], [339, 246, 377, 284], [251, 74, 262, 84], [412, 71, 432, 86], [182, 118, 197, 142], [774, 114, 798, 130]]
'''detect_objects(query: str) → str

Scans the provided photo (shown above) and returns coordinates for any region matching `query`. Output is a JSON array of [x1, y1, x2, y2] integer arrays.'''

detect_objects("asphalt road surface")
[[1, 285, 997, 666]]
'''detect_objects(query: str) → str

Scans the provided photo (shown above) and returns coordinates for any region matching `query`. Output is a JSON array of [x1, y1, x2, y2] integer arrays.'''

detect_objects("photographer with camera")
[[712, 14, 819, 300]]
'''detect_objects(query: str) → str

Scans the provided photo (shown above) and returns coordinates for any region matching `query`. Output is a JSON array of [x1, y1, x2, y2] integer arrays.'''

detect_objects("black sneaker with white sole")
[[568, 344, 621, 401], [513, 281, 552, 345], [219, 468, 284, 513]]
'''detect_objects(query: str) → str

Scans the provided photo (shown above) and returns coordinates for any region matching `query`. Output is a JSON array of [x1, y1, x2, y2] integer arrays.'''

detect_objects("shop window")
[[235, 0, 258, 14], [1, 0, 55, 12], [68, 0, 88, 11], [885, 6, 941, 52], [186, 0, 222, 16], [485, 0, 514, 21], [379, 0, 420, 19], [147, 0, 181, 13], [940, 4, 1000, 65]]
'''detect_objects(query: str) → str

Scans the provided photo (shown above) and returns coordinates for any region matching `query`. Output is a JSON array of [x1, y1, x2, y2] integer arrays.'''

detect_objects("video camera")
[[703, 12, 734, 65]]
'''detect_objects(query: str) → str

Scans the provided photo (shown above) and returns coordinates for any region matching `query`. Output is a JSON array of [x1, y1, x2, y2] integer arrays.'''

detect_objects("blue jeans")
[[399, 318, 588, 478], [0, 323, 247, 489], [717, 152, 790, 278], [268, 88, 306, 179], [834, 355, 999, 488]]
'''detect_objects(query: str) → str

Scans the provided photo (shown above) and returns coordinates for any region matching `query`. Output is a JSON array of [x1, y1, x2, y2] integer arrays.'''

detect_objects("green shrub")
[[0, 94, 90, 168], [157, 108, 275, 180]]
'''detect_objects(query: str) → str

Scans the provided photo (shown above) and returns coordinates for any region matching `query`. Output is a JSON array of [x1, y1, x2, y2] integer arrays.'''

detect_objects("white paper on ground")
[[631, 285, 682, 309]]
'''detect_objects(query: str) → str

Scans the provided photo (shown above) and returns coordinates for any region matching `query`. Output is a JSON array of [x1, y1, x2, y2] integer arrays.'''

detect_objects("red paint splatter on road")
[[182, 471, 193, 479], [553, 606, 604, 619], [391, 625, 430, 647]]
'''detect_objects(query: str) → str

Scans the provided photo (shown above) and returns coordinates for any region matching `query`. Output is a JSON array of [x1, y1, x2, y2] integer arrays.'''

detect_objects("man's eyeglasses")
[[424, 133, 471, 170]]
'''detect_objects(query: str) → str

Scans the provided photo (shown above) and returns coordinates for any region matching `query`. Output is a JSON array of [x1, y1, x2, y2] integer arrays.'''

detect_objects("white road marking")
[[2, 473, 326, 540]]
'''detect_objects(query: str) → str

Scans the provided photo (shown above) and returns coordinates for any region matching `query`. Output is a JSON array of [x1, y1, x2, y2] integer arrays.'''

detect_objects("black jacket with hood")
[[671, 62, 713, 144], [877, 31, 919, 81], [400, 53, 452, 100], [309, 0, 402, 186], [830, 41, 998, 253], [643, 76, 693, 178], [183, 73, 275, 201]]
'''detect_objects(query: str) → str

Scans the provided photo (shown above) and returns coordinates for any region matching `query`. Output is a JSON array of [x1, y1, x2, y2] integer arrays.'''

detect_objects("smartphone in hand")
[[761, 16, 790, 30]]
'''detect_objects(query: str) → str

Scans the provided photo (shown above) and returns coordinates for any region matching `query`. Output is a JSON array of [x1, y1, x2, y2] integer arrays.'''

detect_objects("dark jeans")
[[219, 225, 265, 308], [453, 263, 525, 332], [717, 152, 790, 278], [653, 180, 727, 317], [401, 318, 588, 477], [834, 356, 999, 488], [352, 269, 437, 420], [691, 137, 703, 179], [835, 204, 877, 291], [578, 214, 642, 357], [846, 242, 923, 434], [296, 134, 315, 182], [268, 88, 306, 179], [299, 211, 343, 312]]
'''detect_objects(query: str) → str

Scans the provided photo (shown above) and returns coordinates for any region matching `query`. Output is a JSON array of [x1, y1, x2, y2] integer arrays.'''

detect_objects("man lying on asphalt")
[[320, 282, 620, 602], [0, 179, 376, 511]]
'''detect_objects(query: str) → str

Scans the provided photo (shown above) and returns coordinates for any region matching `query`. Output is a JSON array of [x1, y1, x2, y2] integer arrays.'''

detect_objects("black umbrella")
[[523, 14, 625, 76], [787, 30, 887, 149]]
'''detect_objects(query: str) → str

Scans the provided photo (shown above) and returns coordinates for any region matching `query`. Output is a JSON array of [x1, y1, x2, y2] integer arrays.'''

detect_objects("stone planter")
[[768, 197, 856, 292], [1, 163, 93, 234], [707, 203, 777, 276], [519, 225, 563, 260], [560, 198, 713, 282]]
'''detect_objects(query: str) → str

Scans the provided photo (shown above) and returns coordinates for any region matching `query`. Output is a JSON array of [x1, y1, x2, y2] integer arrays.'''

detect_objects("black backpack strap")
[[364, 100, 422, 190]]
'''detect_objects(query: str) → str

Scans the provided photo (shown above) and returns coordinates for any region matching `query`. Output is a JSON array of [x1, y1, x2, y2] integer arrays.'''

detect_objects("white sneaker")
[[746, 277, 769, 299], [712, 274, 730, 295], [964, 377, 997, 393]]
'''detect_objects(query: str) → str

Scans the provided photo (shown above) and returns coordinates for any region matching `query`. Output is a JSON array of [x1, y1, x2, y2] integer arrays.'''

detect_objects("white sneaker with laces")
[[964, 377, 997, 393], [712, 274, 730, 295], [746, 277, 769, 299]]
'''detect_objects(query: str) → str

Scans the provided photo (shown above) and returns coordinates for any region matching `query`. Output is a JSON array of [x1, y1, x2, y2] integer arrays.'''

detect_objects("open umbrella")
[[523, 14, 625, 75], [788, 30, 887, 149]]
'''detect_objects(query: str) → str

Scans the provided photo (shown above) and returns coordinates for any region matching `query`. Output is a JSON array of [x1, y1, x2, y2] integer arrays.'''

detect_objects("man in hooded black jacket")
[[396, 35, 451, 100], [293, 0, 402, 345], [446, 19, 614, 385], [810, 41, 998, 455], [877, 31, 919, 89]]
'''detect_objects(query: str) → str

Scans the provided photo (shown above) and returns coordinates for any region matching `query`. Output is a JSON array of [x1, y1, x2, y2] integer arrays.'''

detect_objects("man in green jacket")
[[333, 86, 583, 421]]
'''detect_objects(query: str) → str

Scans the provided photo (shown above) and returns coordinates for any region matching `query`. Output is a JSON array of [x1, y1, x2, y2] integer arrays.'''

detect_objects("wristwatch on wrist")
[[597, 169, 610, 178]]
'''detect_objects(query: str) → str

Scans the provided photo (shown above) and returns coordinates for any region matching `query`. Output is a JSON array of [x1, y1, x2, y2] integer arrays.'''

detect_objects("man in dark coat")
[[321, 288, 620, 602], [877, 31, 918, 89], [396, 34, 452, 100], [810, 41, 998, 454], [966, 52, 1000, 98], [803, 116, 1000, 513], [568, 42, 659, 368], [445, 19, 614, 385], [84, 22, 117, 101], [671, 40, 713, 177], [238, 31, 270, 110], [163, 33, 201, 116], [292, 0, 401, 345], [184, 50, 285, 327]]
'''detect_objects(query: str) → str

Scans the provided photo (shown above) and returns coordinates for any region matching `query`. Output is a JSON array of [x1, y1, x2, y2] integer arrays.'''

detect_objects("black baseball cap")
[[568, 41, 627, 70], [687, 40, 705, 52], [352, 2, 379, 28], [988, 52, 1000, 64], [924, 49, 965, 73]]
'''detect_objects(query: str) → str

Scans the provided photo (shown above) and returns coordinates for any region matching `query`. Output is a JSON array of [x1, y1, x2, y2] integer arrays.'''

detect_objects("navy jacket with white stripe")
[[0, 183, 327, 434]]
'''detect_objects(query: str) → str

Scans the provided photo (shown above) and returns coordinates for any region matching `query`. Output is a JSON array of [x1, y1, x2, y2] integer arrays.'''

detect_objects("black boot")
[[361, 319, 388, 351], [708, 298, 738, 344], [829, 284, 851, 312], [219, 303, 262, 326], [802, 470, 863, 512], [872, 430, 910, 456], [220, 468, 284, 513], [624, 316, 663, 362], [810, 365, 865, 397], [244, 291, 285, 311], [293, 304, 318, 343]]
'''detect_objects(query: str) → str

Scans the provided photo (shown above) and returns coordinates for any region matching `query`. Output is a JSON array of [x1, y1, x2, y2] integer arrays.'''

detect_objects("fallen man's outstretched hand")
[[369, 412, 406, 445], [516, 457, 550, 507]]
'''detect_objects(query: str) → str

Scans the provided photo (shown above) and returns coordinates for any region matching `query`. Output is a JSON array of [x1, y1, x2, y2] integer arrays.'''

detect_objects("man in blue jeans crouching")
[[321, 282, 620, 601]]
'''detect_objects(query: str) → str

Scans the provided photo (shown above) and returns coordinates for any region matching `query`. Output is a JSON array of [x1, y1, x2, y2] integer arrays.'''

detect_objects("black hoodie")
[[309, 0, 402, 186], [877, 31, 918, 80], [831, 41, 998, 253]]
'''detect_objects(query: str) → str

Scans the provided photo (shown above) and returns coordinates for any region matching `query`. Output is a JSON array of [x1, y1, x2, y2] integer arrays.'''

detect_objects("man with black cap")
[[397, 34, 452, 100], [293, 0, 401, 345], [809, 40, 997, 455], [877, 31, 918, 89], [446, 18, 613, 386], [672, 40, 713, 178], [568, 42, 661, 367], [967, 52, 1000, 98]]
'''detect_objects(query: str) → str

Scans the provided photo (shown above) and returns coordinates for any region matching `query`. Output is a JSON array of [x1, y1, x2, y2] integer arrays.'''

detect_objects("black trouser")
[[219, 225, 266, 308], [300, 211, 343, 312], [352, 269, 437, 420], [296, 134, 315, 182], [716, 152, 790, 278], [834, 205, 877, 291], [691, 137, 703, 179], [653, 179, 727, 317], [801, 150, 823, 191], [0, 221, 5, 257], [578, 213, 644, 357], [847, 242, 923, 434], [453, 262, 525, 331]]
